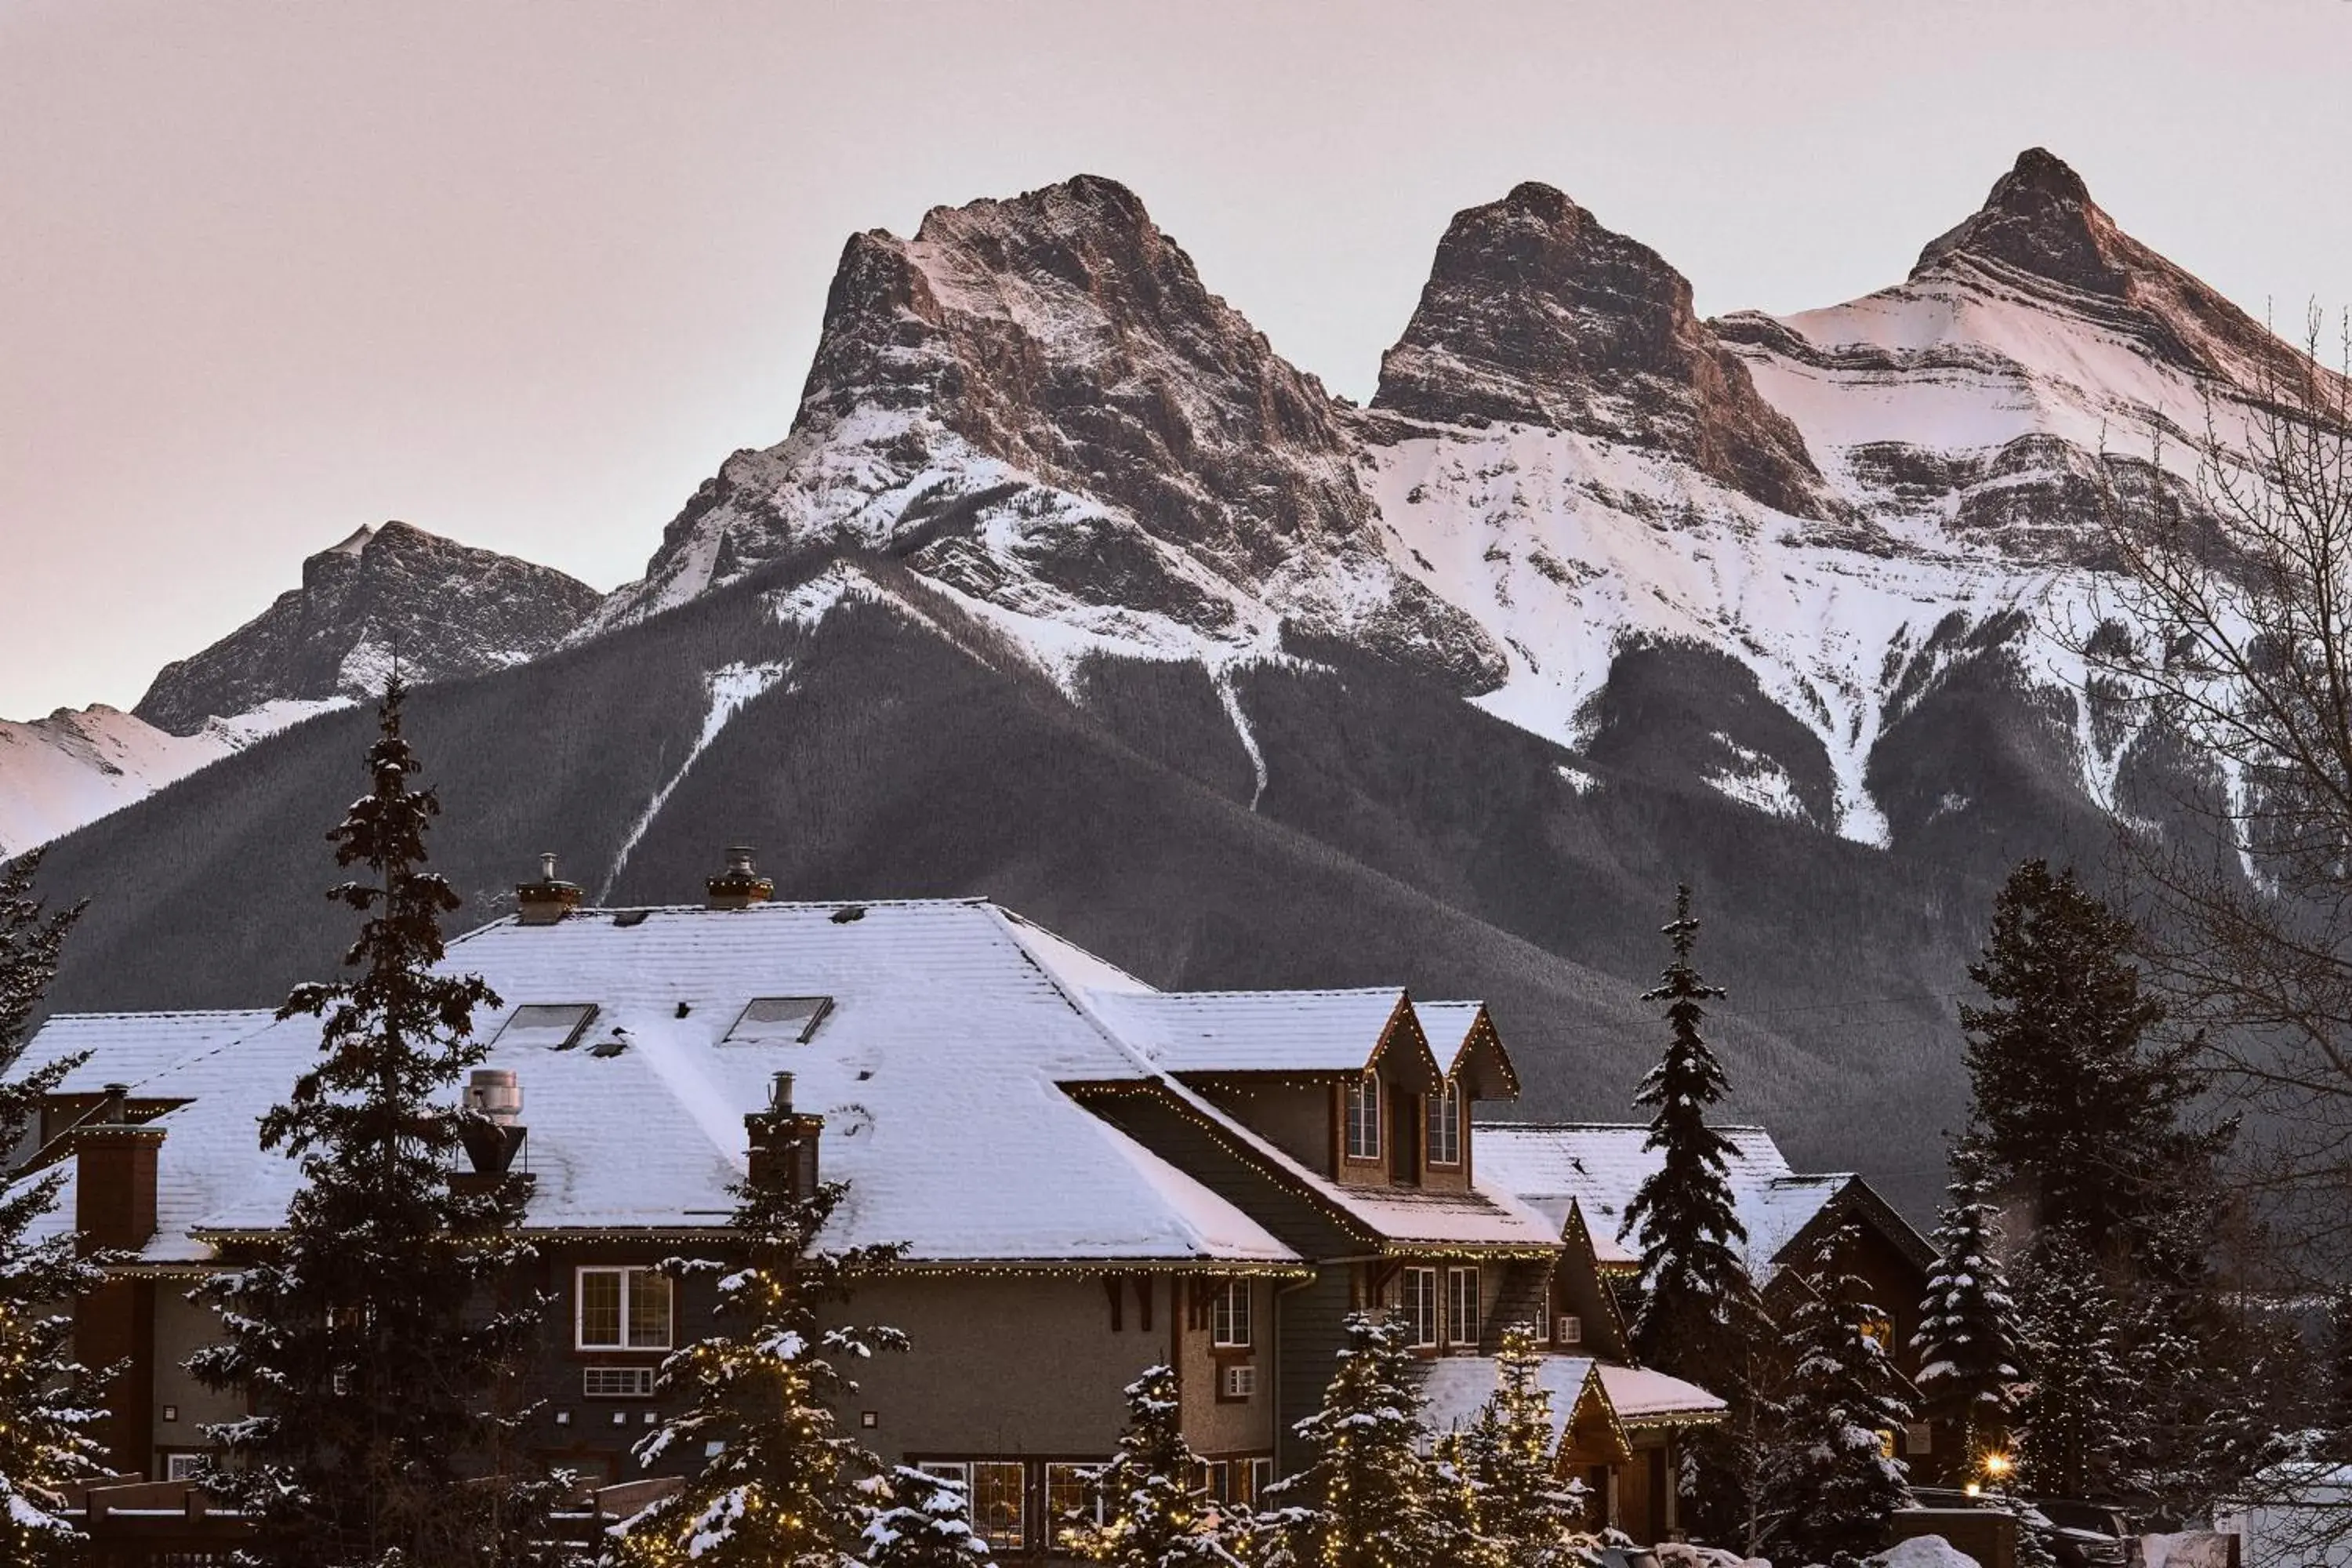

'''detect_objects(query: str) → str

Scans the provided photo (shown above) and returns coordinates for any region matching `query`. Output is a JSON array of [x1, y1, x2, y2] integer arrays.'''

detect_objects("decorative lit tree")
[[1263, 1312, 1438, 1568], [1619, 885, 1769, 1544], [606, 1110, 905, 1568], [2012, 1229, 2132, 1501], [1064, 1364, 1237, 1568], [1469, 1327, 1595, 1568], [0, 851, 109, 1566], [189, 679, 546, 1565], [1427, 1425, 1504, 1568], [863, 1465, 991, 1568], [1763, 1221, 1914, 1567], [1911, 1155, 2028, 1472]]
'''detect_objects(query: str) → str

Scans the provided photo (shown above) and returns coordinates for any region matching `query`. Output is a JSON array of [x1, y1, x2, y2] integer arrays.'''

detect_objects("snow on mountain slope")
[[0, 699, 344, 857]]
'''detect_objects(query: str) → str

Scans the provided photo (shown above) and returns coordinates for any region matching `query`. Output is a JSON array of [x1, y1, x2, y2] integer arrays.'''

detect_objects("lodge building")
[[10, 858, 1939, 1555]]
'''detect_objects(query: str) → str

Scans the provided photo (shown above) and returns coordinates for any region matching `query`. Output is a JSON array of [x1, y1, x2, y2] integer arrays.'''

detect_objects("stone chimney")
[[73, 1083, 163, 1255], [517, 852, 583, 926], [706, 845, 774, 911], [746, 1070, 822, 1198]]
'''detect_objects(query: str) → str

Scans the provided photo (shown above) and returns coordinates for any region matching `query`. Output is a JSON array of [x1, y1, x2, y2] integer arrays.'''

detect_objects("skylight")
[[492, 1003, 599, 1051], [724, 996, 833, 1045]]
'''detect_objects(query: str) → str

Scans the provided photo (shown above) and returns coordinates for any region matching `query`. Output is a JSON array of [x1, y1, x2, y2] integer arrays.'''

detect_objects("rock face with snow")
[[595, 176, 1508, 691], [135, 521, 604, 736], [0, 706, 234, 858], [1369, 181, 1829, 519]]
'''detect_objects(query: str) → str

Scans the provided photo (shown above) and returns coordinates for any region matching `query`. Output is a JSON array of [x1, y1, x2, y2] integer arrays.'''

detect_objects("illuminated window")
[[971, 1461, 1026, 1552], [1427, 1081, 1462, 1166], [575, 1267, 671, 1350], [1878, 1429, 1897, 1459], [1345, 1073, 1382, 1161], [1047, 1463, 1100, 1549], [1197, 1461, 1229, 1501], [1210, 1280, 1252, 1348], [1402, 1267, 1439, 1347], [1447, 1266, 1481, 1347]]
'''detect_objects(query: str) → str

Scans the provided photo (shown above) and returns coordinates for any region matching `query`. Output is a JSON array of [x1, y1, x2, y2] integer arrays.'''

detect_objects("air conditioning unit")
[[1555, 1314, 1584, 1346], [583, 1366, 658, 1399], [1222, 1363, 1257, 1399]]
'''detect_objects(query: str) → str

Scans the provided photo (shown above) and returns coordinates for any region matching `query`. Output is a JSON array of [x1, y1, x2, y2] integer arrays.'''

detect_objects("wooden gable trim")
[[1369, 995, 1445, 1094], [1556, 1366, 1634, 1469], [1445, 1006, 1522, 1102], [1769, 1176, 1936, 1282]]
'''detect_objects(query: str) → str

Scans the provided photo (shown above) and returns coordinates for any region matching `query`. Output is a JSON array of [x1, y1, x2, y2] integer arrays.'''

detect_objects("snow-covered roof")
[[1472, 1122, 1862, 1279], [1415, 1354, 1725, 1449], [11, 1009, 278, 1096], [27, 900, 1312, 1270], [1083, 986, 1436, 1082]]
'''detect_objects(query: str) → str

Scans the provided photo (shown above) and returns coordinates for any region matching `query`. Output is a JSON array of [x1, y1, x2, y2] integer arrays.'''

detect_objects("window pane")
[[1047, 1463, 1098, 1548], [1213, 1281, 1251, 1348], [1406, 1269, 1438, 1346], [578, 1269, 622, 1348], [972, 1461, 1025, 1551], [1427, 1083, 1461, 1165], [626, 1269, 673, 1348], [1449, 1268, 1480, 1345]]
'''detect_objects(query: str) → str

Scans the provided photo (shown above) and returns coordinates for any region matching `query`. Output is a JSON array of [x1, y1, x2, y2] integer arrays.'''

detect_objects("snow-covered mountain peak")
[[1914, 147, 2120, 297], [1366, 181, 1830, 521]]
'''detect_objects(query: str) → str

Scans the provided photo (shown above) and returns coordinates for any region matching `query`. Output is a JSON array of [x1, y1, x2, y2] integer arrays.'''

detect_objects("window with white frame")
[[1210, 1279, 1253, 1348], [1345, 1073, 1381, 1161], [1426, 1080, 1462, 1166], [1197, 1460, 1229, 1501], [1046, 1463, 1101, 1549], [970, 1461, 1026, 1552], [1446, 1265, 1480, 1347], [1401, 1266, 1439, 1347], [1533, 1288, 1552, 1345], [163, 1451, 205, 1482], [575, 1266, 673, 1350], [1555, 1312, 1584, 1346]]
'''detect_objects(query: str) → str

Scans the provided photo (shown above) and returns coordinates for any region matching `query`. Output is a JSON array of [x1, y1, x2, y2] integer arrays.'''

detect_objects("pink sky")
[[5, 0, 2349, 719]]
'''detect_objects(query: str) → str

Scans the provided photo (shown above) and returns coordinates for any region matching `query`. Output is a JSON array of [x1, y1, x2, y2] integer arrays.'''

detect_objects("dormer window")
[[1344, 1073, 1381, 1162], [492, 1004, 598, 1052], [1427, 1080, 1463, 1167], [724, 996, 834, 1045]]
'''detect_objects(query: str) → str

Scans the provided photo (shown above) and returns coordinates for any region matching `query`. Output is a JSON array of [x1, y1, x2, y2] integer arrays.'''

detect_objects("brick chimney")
[[516, 851, 583, 926], [746, 1071, 821, 1198], [74, 1083, 163, 1255], [706, 845, 774, 911]]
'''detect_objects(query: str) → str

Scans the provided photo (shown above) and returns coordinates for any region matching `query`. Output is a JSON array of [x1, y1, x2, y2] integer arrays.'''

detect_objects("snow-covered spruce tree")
[[1263, 1312, 1438, 1568], [0, 851, 110, 1566], [1428, 1425, 1504, 1568], [1762, 1220, 1914, 1568], [2011, 1229, 2132, 1501], [1911, 1154, 2027, 1471], [1064, 1363, 1238, 1568], [1471, 1327, 1596, 1568], [1619, 885, 1769, 1544], [606, 1138, 905, 1568], [862, 1465, 990, 1568], [188, 679, 544, 1566]]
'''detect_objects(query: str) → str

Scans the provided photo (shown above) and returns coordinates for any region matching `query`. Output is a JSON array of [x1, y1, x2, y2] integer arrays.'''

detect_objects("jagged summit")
[[1913, 147, 2125, 297], [134, 521, 602, 735], [1369, 181, 1828, 518]]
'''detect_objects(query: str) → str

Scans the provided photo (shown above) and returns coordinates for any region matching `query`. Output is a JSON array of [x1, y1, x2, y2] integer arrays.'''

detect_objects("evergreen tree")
[[1264, 1312, 1437, 1568], [190, 680, 544, 1566], [1911, 1156, 2028, 1469], [1961, 861, 2230, 1276], [1468, 1327, 1595, 1568], [1619, 886, 1769, 1544], [608, 1130, 905, 1568], [862, 1465, 990, 1568], [1764, 1221, 1914, 1567], [0, 851, 109, 1566], [1427, 1425, 1504, 1568], [1065, 1364, 1238, 1568], [2011, 1230, 2132, 1501]]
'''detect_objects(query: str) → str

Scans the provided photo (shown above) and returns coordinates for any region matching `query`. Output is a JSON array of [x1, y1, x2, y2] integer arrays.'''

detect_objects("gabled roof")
[[1416, 1355, 1726, 1451], [1414, 1000, 1519, 1098], [1473, 1122, 1909, 1282], [11, 1009, 278, 1095], [26, 901, 1302, 1272], [1084, 987, 1443, 1089]]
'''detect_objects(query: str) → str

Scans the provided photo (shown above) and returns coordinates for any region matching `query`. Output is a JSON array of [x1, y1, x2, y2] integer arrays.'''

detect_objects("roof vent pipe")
[[706, 845, 775, 911], [459, 1068, 527, 1175], [769, 1071, 794, 1114]]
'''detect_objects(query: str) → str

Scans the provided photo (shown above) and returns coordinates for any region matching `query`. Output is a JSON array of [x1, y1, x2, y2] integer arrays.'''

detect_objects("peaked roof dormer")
[[1086, 986, 1446, 1091]]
